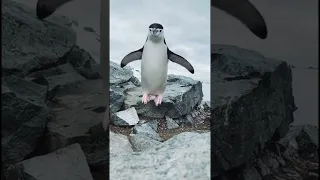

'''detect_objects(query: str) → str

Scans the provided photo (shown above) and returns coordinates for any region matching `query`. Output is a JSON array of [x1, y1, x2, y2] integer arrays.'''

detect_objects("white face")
[[148, 27, 164, 39]]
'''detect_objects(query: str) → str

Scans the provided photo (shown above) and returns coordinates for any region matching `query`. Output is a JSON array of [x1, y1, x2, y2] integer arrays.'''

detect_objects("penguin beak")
[[151, 29, 159, 36]]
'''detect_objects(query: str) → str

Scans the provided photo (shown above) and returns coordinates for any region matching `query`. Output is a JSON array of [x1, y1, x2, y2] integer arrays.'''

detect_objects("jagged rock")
[[129, 134, 162, 152], [110, 131, 133, 157], [165, 116, 179, 130], [65, 46, 101, 80], [83, 27, 95, 33], [242, 165, 262, 180], [132, 124, 163, 142], [45, 72, 86, 94], [110, 132, 210, 180], [2, 110, 51, 167], [211, 45, 295, 176], [44, 79, 108, 168], [2, 0, 76, 77], [16, 144, 93, 180], [256, 158, 272, 176], [279, 125, 318, 159], [146, 120, 158, 131], [111, 107, 140, 126], [24, 63, 77, 80], [110, 61, 133, 85], [2, 76, 47, 109], [1, 77, 51, 167], [109, 88, 125, 113], [124, 74, 203, 118]]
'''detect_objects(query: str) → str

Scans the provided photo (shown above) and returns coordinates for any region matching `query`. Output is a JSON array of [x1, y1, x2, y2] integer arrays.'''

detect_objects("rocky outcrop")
[[211, 44, 296, 177], [124, 75, 203, 118]]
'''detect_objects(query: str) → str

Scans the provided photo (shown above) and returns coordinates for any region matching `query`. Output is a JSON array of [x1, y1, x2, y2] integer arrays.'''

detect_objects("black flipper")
[[167, 49, 194, 74], [120, 47, 144, 68], [212, 0, 268, 39], [36, 0, 74, 20]]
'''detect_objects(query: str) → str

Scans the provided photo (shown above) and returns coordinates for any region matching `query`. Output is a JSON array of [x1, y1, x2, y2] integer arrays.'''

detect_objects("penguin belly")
[[141, 42, 168, 95]]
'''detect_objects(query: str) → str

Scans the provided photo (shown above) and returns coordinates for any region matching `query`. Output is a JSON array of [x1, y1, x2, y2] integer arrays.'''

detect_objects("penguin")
[[120, 23, 194, 106], [35, 0, 268, 39]]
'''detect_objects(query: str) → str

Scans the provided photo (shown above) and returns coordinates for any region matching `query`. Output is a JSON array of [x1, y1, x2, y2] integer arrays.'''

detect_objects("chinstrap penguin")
[[120, 23, 194, 106]]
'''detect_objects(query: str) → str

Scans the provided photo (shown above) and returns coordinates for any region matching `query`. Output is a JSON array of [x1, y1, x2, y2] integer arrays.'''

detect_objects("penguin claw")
[[142, 93, 149, 104], [154, 94, 163, 106]]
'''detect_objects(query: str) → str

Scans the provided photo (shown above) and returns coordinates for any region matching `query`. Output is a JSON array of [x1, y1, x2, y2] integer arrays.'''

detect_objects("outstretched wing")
[[167, 49, 194, 74], [120, 47, 143, 68], [212, 0, 268, 39]]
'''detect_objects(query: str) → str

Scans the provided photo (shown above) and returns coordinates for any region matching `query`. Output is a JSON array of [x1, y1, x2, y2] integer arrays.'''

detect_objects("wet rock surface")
[[2, 1, 317, 180]]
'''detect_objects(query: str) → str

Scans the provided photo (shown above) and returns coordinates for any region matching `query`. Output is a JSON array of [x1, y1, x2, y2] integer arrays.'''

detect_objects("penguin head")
[[148, 23, 164, 40]]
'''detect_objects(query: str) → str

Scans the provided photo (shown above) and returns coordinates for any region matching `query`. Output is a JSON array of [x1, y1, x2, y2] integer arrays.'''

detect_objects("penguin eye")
[[159, 30, 162, 32]]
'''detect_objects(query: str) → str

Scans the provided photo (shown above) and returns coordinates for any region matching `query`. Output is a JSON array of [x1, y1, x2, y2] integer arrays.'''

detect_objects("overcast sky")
[[110, 0, 211, 84]]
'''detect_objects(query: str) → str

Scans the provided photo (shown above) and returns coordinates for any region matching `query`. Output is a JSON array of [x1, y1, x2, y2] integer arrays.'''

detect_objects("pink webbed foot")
[[154, 94, 163, 106], [142, 93, 150, 104]]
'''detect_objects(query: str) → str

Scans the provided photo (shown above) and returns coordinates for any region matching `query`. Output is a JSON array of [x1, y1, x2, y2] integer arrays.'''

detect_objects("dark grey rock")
[[242, 165, 262, 180], [256, 158, 272, 176], [2, 76, 47, 108], [165, 116, 179, 130], [211, 45, 295, 176], [110, 61, 133, 85], [17, 144, 93, 180], [2, 0, 76, 77], [146, 120, 158, 131], [45, 72, 86, 94], [124, 74, 203, 118], [279, 125, 318, 159], [43, 80, 108, 168], [24, 63, 77, 80], [132, 124, 163, 142], [109, 88, 125, 113], [129, 134, 162, 152], [65, 46, 101, 80], [2, 110, 50, 166], [83, 27, 95, 33], [111, 107, 139, 126]]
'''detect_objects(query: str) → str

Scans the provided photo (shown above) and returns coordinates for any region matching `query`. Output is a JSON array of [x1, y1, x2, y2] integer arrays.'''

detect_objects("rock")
[[110, 132, 210, 180], [111, 107, 139, 126], [185, 114, 195, 125], [17, 144, 93, 180], [110, 131, 133, 157], [242, 166, 262, 180], [165, 116, 179, 130], [279, 125, 318, 159], [45, 72, 86, 95], [2, 0, 76, 77], [132, 124, 163, 142], [211, 45, 295, 175], [2, 110, 50, 166], [2, 76, 48, 109], [24, 63, 77, 80], [124, 74, 203, 118], [146, 120, 158, 131], [44, 79, 108, 168], [83, 27, 95, 33], [109, 88, 125, 113], [110, 61, 133, 85], [129, 134, 162, 152], [256, 158, 272, 176], [65, 46, 101, 80]]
